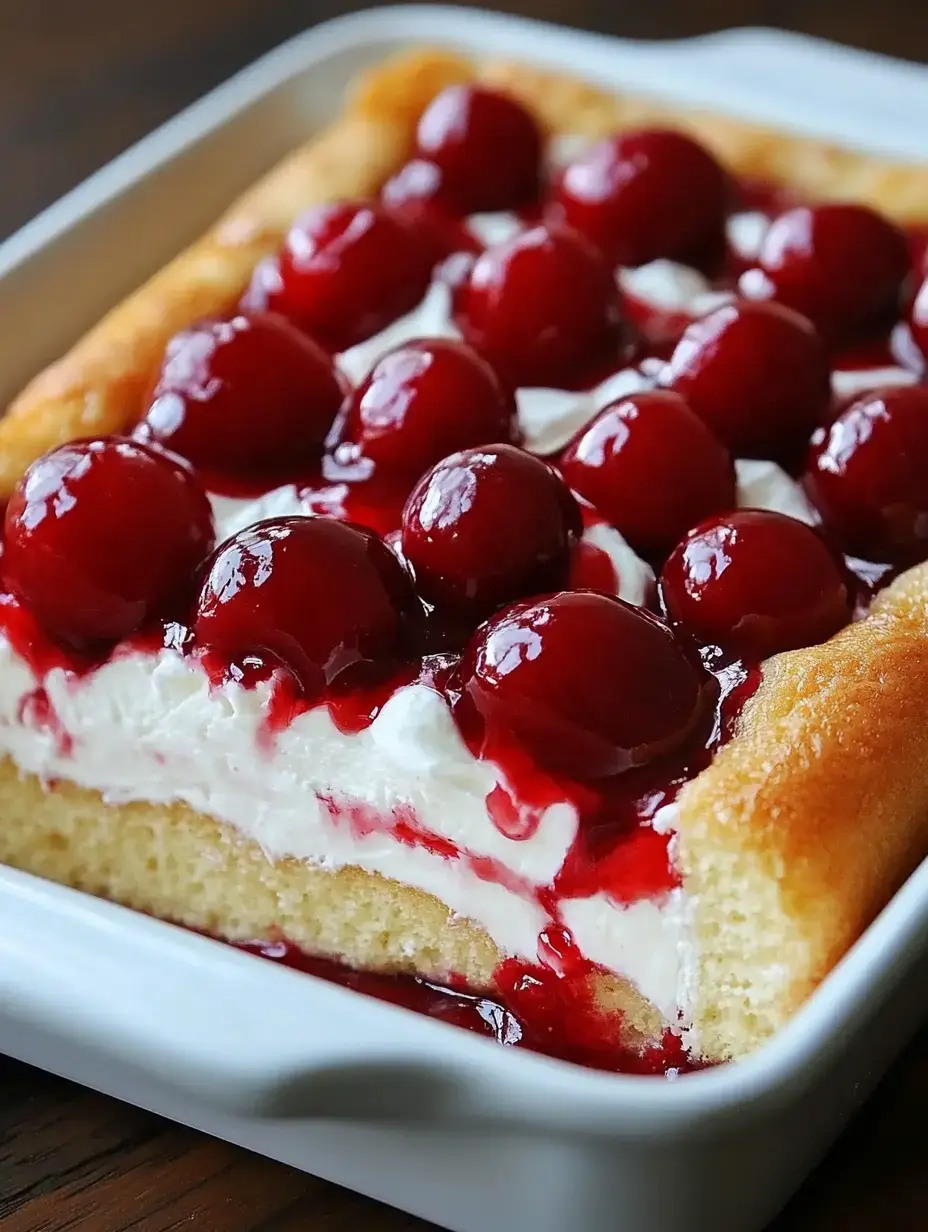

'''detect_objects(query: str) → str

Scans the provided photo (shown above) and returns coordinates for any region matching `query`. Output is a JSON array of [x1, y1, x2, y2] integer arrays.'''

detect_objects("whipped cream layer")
[[0, 636, 690, 1023]]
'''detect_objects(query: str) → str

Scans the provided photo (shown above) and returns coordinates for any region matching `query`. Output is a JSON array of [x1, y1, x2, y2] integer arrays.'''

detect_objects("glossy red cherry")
[[739, 204, 910, 342], [136, 313, 345, 476], [909, 274, 928, 361], [455, 223, 626, 387], [660, 510, 851, 660], [550, 130, 729, 268], [194, 517, 419, 698], [414, 85, 542, 213], [339, 339, 518, 479], [401, 444, 582, 617], [660, 299, 831, 460], [560, 390, 736, 557], [462, 590, 711, 779], [4, 438, 215, 650], [380, 160, 481, 262], [803, 385, 928, 565], [248, 201, 433, 352]]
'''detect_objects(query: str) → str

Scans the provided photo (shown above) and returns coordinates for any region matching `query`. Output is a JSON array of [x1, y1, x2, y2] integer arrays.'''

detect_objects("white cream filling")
[[0, 636, 689, 1018], [734, 458, 818, 525], [337, 280, 459, 385], [579, 521, 654, 607], [619, 260, 712, 312], [466, 212, 524, 248], [561, 891, 687, 1023], [830, 366, 917, 399], [516, 367, 652, 457], [726, 211, 769, 261], [209, 484, 309, 541]]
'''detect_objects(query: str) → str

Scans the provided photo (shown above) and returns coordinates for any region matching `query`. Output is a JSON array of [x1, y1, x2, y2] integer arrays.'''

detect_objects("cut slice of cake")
[[1, 49, 927, 1070]]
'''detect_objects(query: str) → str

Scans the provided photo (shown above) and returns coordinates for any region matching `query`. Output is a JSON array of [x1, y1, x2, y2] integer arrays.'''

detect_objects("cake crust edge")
[[676, 565, 928, 1059]]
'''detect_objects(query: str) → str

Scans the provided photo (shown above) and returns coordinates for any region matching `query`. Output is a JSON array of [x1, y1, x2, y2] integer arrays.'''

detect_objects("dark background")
[[3, 0, 928, 241], [1, 2, 927, 1229]]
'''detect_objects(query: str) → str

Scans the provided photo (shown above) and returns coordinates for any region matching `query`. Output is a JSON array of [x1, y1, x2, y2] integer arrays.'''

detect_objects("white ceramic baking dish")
[[1, 9, 926, 1231]]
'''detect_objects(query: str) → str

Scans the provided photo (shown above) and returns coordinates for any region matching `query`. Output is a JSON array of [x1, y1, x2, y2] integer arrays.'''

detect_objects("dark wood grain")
[[1, 2, 927, 1229]]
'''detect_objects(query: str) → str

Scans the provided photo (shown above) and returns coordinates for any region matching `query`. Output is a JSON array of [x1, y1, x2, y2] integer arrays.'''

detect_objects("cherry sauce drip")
[[2, 152, 924, 1077]]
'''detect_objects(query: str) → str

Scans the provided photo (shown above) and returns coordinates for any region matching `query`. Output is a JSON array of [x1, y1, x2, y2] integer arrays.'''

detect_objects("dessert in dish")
[[1, 47, 928, 1074]]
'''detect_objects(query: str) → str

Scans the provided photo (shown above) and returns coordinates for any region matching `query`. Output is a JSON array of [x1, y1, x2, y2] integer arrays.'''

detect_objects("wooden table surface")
[[1, 2, 926, 1229]]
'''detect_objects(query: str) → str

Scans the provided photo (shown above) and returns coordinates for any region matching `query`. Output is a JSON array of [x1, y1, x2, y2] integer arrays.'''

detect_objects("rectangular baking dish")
[[1, 9, 926, 1231]]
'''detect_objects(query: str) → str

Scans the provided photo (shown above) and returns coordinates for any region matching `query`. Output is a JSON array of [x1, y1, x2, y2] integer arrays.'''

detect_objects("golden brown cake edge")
[[677, 564, 928, 1059]]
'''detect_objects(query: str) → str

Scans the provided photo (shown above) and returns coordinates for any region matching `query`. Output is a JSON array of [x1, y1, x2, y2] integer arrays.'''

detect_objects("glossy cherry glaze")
[[239, 939, 698, 1075], [455, 222, 627, 387], [560, 390, 736, 556], [136, 313, 346, 476], [550, 129, 729, 269], [660, 299, 832, 461], [804, 385, 928, 565], [569, 535, 622, 594], [244, 201, 433, 352], [193, 516, 421, 700], [401, 445, 582, 619], [739, 204, 910, 344], [380, 160, 482, 263], [461, 590, 713, 780], [4, 438, 214, 650], [660, 510, 853, 660], [414, 85, 543, 213], [337, 339, 518, 479]]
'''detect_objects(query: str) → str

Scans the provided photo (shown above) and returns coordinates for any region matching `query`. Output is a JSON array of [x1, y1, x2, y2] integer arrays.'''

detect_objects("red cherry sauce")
[[3, 166, 922, 1077], [569, 536, 620, 593], [457, 650, 754, 906], [17, 687, 72, 757], [237, 937, 697, 1075]]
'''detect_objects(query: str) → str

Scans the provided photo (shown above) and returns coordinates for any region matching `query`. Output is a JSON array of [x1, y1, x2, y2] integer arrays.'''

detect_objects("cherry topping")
[[338, 339, 518, 479], [402, 444, 582, 619], [739, 204, 910, 342], [550, 130, 729, 268], [909, 274, 928, 361], [560, 390, 736, 557], [414, 85, 543, 213], [803, 385, 928, 565], [660, 300, 831, 460], [4, 438, 214, 650], [194, 517, 419, 699], [248, 202, 433, 352], [136, 313, 345, 476], [381, 159, 446, 211], [462, 590, 711, 779], [380, 161, 480, 263], [660, 510, 851, 660], [455, 223, 626, 387]]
